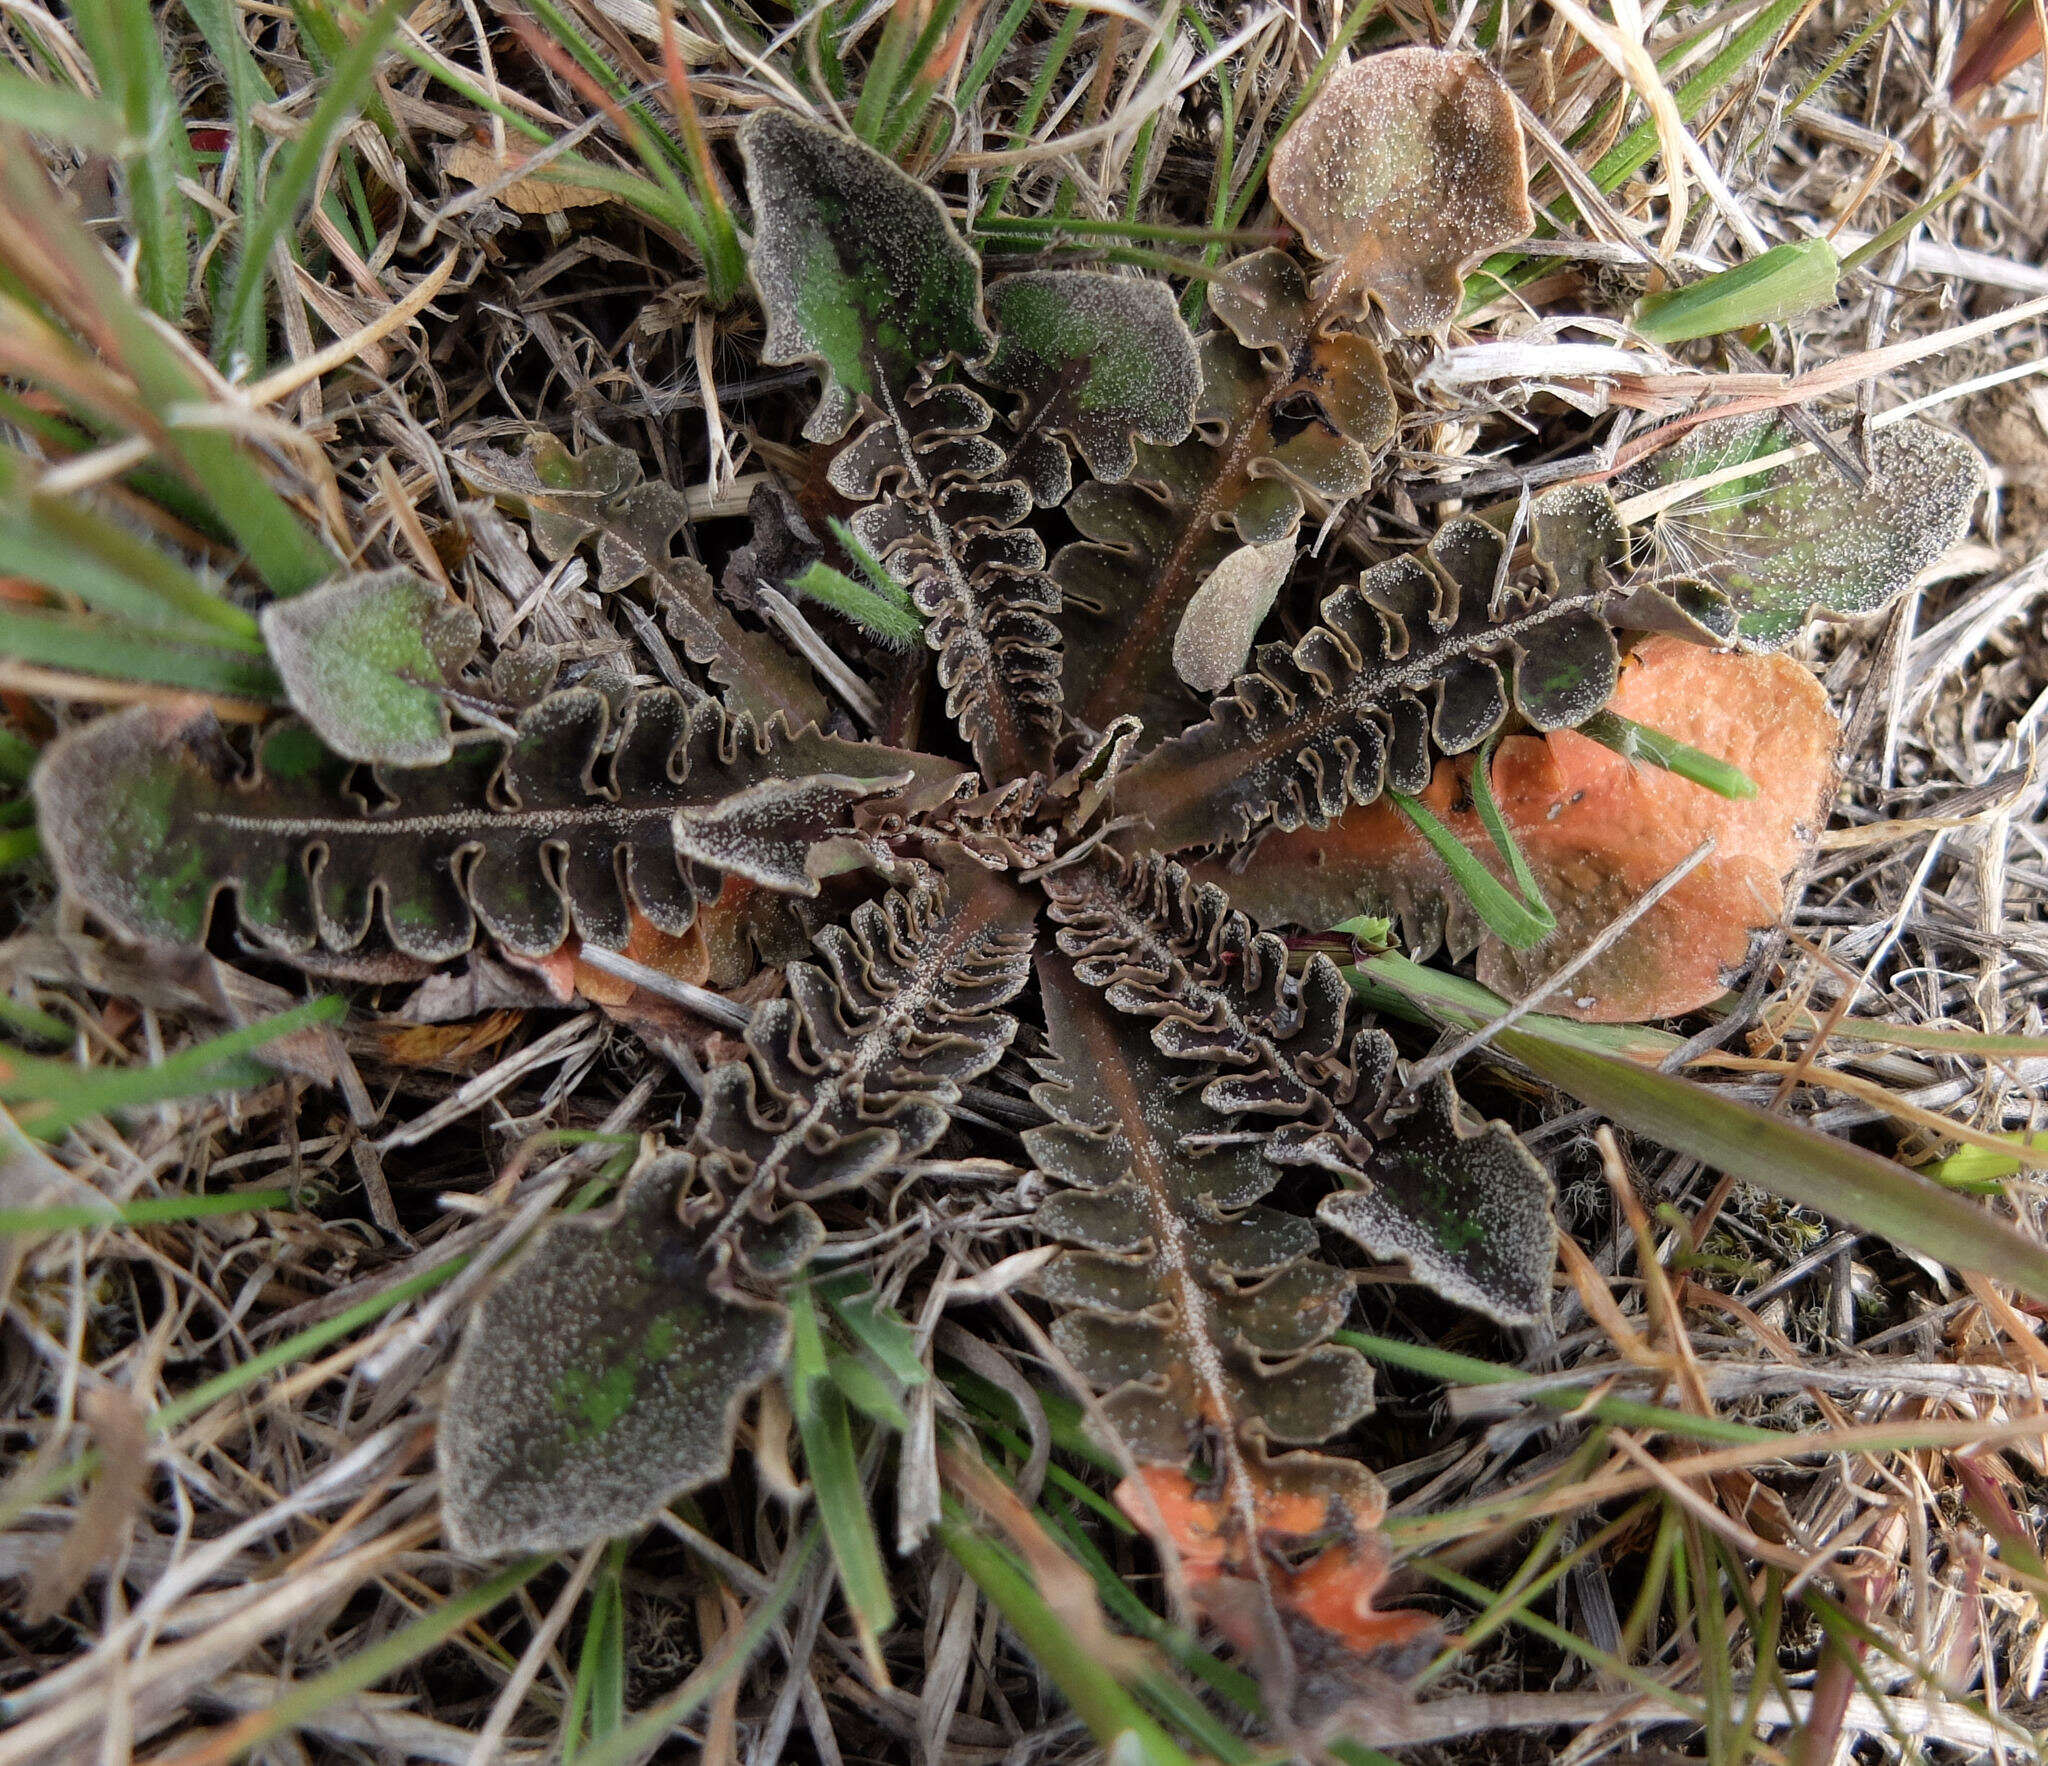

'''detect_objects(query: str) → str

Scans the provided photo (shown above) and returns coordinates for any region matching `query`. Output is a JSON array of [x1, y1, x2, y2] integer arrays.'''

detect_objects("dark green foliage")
[[440, 1150, 789, 1556]]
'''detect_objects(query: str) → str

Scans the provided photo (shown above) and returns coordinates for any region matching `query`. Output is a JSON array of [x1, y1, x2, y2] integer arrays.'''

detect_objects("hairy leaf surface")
[[440, 1149, 788, 1555], [830, 380, 1068, 779], [1208, 637, 1841, 1021], [979, 271, 1201, 487], [33, 692, 930, 960], [261, 569, 481, 766], [455, 438, 827, 729], [1045, 853, 1554, 1324], [1621, 414, 1985, 645], [1030, 952, 1433, 1693], [1055, 251, 1395, 744], [1270, 47, 1531, 335], [1117, 488, 1660, 852], [740, 109, 991, 443], [692, 848, 1037, 1265], [1030, 951, 1372, 1456]]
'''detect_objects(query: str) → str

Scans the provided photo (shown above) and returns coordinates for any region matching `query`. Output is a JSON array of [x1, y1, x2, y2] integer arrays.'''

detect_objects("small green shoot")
[[788, 1282, 896, 1678], [791, 519, 925, 648], [937, 1499, 1193, 1766], [213, 0, 412, 373], [1391, 736, 1556, 949], [1577, 710, 1759, 799], [564, 1539, 629, 1762], [1634, 235, 1840, 344]]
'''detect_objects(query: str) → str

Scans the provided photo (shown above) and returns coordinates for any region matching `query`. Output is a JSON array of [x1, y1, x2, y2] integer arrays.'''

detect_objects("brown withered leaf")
[[1211, 637, 1840, 1021], [1120, 1460, 1434, 1715], [1270, 47, 1531, 335], [444, 140, 613, 214]]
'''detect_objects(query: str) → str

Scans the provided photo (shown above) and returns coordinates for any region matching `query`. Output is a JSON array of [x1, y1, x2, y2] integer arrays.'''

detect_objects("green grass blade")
[[0, 1187, 292, 1237], [1390, 786, 1555, 948], [0, 137, 335, 594], [791, 562, 923, 649], [1498, 1030, 2048, 1304], [938, 1502, 1194, 1765], [1577, 710, 1758, 799], [9, 996, 344, 1140], [1465, 0, 1807, 312], [564, 1539, 628, 1761], [0, 71, 130, 152], [974, 3, 1084, 228], [0, 453, 264, 644], [789, 1284, 895, 1671], [0, 1238, 471, 1533], [1635, 235, 1839, 343], [180, 0, 275, 360], [0, 991, 73, 1042], [570, 1527, 822, 1766], [172, 1556, 550, 1759], [213, 0, 410, 375], [0, 604, 280, 700], [952, 0, 1036, 123], [1333, 1329, 1780, 1447], [153, 1245, 465, 1432], [1343, 952, 1685, 1061], [69, 0, 194, 319]]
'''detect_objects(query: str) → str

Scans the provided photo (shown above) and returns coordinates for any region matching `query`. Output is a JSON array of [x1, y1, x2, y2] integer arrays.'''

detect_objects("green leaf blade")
[[1500, 1030, 2048, 1304]]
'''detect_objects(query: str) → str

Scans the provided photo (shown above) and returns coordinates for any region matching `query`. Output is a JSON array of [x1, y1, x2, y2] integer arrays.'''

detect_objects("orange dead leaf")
[[1117, 1461, 1434, 1666], [572, 910, 711, 1006], [1212, 638, 1839, 1022]]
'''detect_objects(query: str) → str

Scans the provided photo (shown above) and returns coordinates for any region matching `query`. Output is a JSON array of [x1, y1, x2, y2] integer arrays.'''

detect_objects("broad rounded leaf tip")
[[439, 1151, 789, 1556], [261, 569, 479, 766], [738, 110, 992, 442], [979, 271, 1201, 483], [1270, 46, 1531, 335], [1622, 413, 1987, 646]]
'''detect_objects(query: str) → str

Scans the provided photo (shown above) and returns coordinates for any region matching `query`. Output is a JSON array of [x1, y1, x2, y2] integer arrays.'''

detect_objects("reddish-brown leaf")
[[1211, 637, 1839, 1021]]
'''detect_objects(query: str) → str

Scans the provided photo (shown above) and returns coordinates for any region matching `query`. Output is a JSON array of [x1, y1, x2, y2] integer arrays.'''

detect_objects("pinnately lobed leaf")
[[1117, 485, 1647, 853], [1270, 46, 1532, 335], [260, 569, 481, 766], [440, 1149, 788, 1556], [31, 691, 936, 960], [454, 437, 829, 730]]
